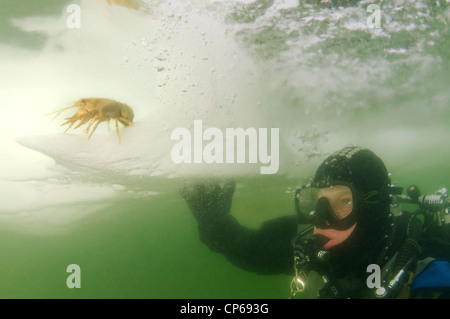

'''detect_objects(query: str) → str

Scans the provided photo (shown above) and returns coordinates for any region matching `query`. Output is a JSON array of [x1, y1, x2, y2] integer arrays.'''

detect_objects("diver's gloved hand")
[[180, 180, 236, 223]]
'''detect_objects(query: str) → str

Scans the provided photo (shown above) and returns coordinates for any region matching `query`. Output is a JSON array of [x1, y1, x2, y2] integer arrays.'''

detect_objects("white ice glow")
[[0, 0, 265, 233], [1, 0, 448, 234]]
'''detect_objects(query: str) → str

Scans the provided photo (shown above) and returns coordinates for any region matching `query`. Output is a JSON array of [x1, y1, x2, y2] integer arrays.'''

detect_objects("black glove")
[[180, 180, 236, 223]]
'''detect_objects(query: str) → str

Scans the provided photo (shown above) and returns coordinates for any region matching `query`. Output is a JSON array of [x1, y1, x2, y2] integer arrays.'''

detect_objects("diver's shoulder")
[[411, 260, 450, 298]]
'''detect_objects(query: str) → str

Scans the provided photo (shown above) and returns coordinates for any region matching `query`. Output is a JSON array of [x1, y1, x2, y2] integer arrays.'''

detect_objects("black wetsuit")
[[197, 214, 300, 275], [194, 209, 450, 298], [181, 180, 450, 298]]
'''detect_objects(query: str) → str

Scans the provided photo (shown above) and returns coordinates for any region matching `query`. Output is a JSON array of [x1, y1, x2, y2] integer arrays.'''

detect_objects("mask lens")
[[296, 187, 320, 222], [296, 185, 353, 222], [317, 185, 353, 219]]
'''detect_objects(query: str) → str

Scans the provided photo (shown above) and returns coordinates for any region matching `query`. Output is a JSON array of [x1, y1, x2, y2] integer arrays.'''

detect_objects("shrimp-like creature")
[[52, 98, 134, 143], [95, 0, 140, 9]]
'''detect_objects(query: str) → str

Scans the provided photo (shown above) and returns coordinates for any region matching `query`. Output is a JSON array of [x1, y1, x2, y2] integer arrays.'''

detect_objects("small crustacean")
[[95, 0, 140, 9], [52, 98, 134, 143]]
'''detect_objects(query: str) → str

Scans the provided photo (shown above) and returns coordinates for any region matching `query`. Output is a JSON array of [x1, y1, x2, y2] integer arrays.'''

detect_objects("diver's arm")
[[180, 181, 298, 275], [198, 214, 298, 275]]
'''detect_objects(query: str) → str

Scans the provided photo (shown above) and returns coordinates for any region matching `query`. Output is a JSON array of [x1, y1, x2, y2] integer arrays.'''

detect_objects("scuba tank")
[[376, 185, 450, 298]]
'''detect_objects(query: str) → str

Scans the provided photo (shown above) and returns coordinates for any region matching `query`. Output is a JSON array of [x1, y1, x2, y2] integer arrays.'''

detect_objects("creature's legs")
[[62, 120, 75, 133], [85, 116, 100, 134], [61, 115, 80, 133], [115, 119, 121, 143], [74, 115, 93, 130], [87, 118, 103, 139]]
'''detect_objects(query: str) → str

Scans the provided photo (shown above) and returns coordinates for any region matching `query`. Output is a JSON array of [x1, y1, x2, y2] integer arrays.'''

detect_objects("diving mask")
[[295, 184, 357, 230]]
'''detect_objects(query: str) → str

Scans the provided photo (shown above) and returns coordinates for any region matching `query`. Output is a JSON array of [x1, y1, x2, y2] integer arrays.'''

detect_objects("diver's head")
[[296, 146, 391, 250]]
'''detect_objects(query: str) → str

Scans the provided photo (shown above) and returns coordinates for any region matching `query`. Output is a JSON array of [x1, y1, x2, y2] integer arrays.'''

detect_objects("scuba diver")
[[180, 146, 450, 298]]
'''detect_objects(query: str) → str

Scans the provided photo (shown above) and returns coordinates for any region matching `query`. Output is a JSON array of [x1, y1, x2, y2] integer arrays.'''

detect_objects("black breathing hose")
[[392, 213, 423, 274], [375, 212, 423, 298]]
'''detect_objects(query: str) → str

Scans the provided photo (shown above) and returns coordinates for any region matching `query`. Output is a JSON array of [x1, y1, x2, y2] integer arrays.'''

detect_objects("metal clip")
[[289, 268, 307, 299]]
